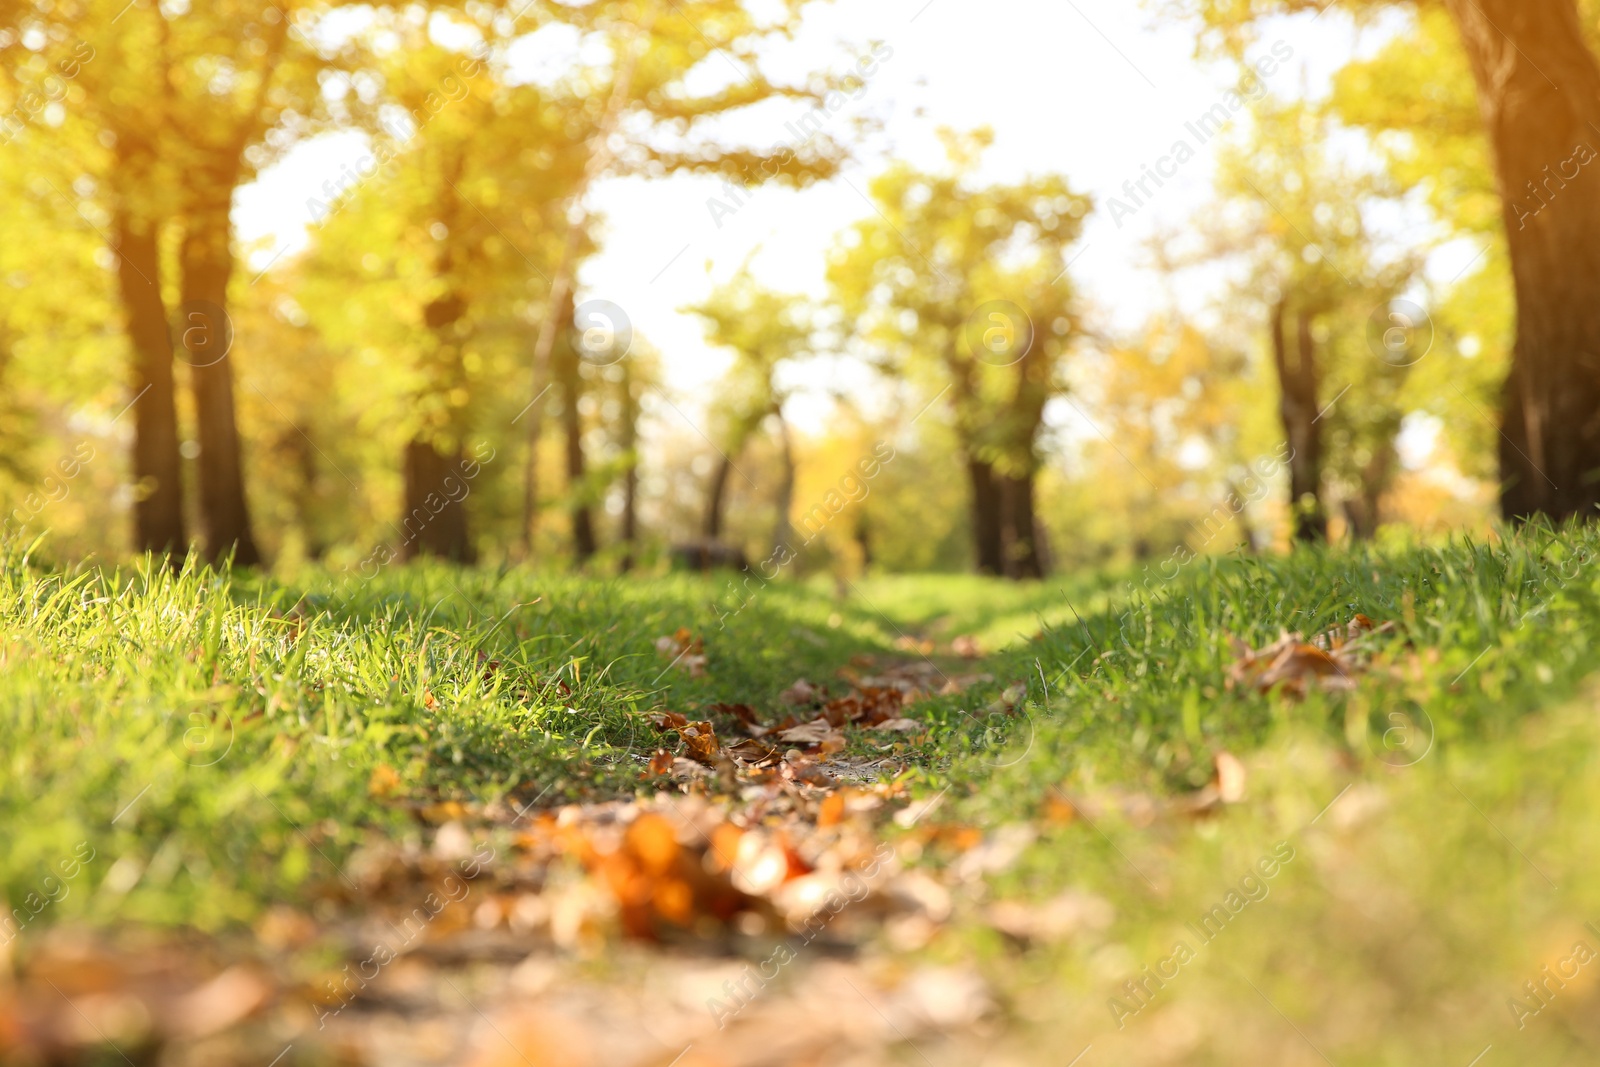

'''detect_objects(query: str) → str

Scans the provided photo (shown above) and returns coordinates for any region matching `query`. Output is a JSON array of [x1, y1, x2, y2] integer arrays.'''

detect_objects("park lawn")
[[0, 523, 1598, 1064]]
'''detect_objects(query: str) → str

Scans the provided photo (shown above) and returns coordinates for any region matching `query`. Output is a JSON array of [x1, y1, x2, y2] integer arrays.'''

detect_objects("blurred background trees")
[[0, 0, 1588, 580]]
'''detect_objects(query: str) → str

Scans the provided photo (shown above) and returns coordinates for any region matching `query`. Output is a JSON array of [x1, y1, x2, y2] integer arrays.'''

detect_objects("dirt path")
[[3, 654, 1052, 1066]]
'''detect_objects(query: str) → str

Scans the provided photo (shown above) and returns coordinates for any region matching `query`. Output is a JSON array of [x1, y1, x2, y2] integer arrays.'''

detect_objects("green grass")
[[0, 547, 1067, 930], [4, 523, 1600, 1062]]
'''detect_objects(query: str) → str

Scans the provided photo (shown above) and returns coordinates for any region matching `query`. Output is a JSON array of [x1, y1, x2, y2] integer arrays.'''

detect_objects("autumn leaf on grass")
[[778, 678, 823, 706], [708, 701, 764, 733], [781, 751, 837, 786], [653, 627, 707, 677], [368, 763, 403, 798], [680, 721, 722, 765], [874, 717, 923, 733], [652, 710, 690, 731], [1214, 751, 1247, 803], [1228, 632, 1358, 697], [778, 718, 843, 746], [982, 683, 1029, 716], [893, 634, 935, 655], [1312, 612, 1396, 652], [1182, 750, 1248, 814], [725, 737, 781, 765]]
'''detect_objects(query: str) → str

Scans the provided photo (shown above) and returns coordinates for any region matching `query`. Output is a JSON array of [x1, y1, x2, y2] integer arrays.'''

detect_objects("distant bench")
[[669, 542, 751, 573]]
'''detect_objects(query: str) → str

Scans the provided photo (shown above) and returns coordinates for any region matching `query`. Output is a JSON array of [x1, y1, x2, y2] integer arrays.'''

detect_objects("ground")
[[2, 527, 1599, 1066]]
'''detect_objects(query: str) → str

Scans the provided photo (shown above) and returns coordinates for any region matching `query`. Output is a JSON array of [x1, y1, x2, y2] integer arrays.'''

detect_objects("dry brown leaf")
[[874, 717, 923, 732], [777, 718, 841, 745], [367, 763, 402, 798], [651, 710, 689, 731], [1214, 751, 1247, 803], [708, 701, 762, 731], [779, 678, 822, 705], [1228, 630, 1361, 696], [679, 721, 722, 765], [725, 737, 781, 764], [892, 635, 935, 655], [653, 628, 708, 677]]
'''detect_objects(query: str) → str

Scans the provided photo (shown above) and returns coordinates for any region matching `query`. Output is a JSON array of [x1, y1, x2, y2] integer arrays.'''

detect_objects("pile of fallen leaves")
[[641, 659, 1008, 791]]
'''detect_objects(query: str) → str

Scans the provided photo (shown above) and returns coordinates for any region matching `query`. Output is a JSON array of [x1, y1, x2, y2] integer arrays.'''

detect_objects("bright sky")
[[235, 0, 1406, 435]]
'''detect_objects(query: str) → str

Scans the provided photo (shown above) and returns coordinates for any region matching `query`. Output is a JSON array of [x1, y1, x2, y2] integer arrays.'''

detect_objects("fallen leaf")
[[368, 763, 403, 798], [625, 813, 680, 876], [778, 718, 841, 745], [1214, 751, 1247, 803], [874, 718, 923, 732], [679, 721, 722, 765], [653, 628, 708, 677], [708, 702, 762, 730], [778, 678, 822, 705], [1228, 630, 1361, 696], [725, 737, 780, 764]]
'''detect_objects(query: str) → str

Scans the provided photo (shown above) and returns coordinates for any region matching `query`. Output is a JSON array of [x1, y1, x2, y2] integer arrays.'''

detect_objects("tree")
[[299, 34, 588, 565], [1189, 99, 1419, 541], [686, 267, 814, 558], [502, 0, 861, 554], [1169, 0, 1600, 522], [0, 0, 332, 563], [0, 5, 187, 559], [827, 129, 1087, 577]]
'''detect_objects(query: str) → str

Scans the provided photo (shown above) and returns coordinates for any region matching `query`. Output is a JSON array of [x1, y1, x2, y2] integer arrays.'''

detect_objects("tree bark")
[[967, 456, 1005, 575], [619, 360, 640, 573], [179, 199, 261, 565], [1444, 0, 1600, 521], [400, 438, 475, 562], [114, 211, 187, 563], [999, 337, 1051, 580], [704, 453, 734, 542], [289, 426, 324, 561], [1270, 299, 1326, 543], [1345, 440, 1395, 541], [554, 296, 597, 562], [1000, 471, 1044, 579], [401, 289, 475, 563], [772, 409, 796, 559]]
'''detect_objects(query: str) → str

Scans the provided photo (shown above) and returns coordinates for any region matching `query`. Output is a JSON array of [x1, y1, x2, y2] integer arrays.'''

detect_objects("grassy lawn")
[[2, 526, 1598, 1064]]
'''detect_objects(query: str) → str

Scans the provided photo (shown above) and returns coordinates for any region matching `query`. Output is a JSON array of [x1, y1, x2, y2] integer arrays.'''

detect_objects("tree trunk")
[[289, 426, 324, 561], [1225, 478, 1261, 553], [400, 438, 475, 562], [1444, 0, 1600, 521], [554, 300, 597, 562], [619, 360, 640, 573], [967, 456, 1004, 575], [1270, 299, 1325, 543], [854, 512, 873, 569], [704, 453, 734, 542], [772, 409, 796, 558], [179, 202, 261, 566], [401, 287, 475, 563], [114, 212, 187, 563], [1345, 440, 1394, 541], [1000, 471, 1044, 579]]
